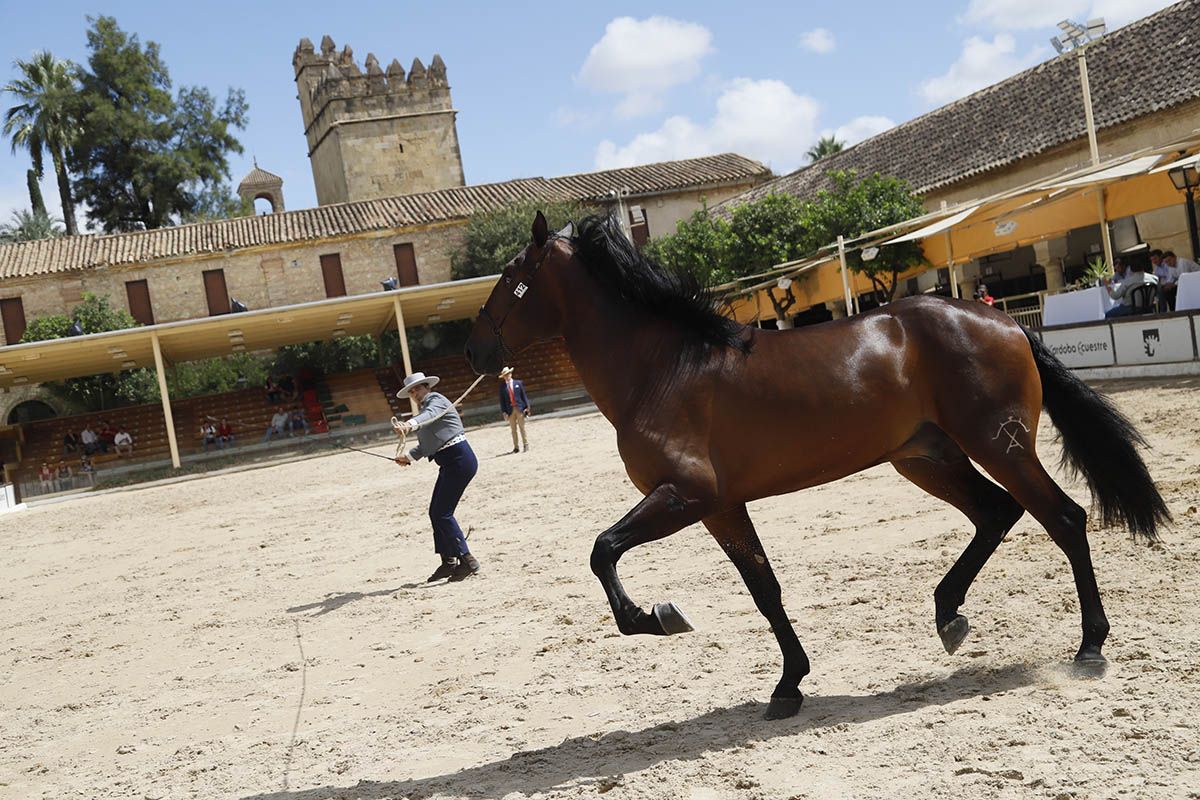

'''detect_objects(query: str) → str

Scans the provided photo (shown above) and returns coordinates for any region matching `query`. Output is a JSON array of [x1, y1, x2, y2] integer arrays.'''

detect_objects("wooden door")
[[320, 253, 347, 297], [393, 243, 419, 286], [202, 269, 230, 316], [125, 280, 155, 325], [0, 297, 26, 344]]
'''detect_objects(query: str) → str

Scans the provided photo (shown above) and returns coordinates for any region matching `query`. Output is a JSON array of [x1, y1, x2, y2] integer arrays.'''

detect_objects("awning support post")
[[392, 297, 418, 415], [151, 332, 181, 469], [837, 235, 854, 317]]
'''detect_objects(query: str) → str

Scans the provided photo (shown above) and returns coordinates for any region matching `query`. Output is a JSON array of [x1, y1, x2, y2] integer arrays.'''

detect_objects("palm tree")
[[806, 135, 845, 163], [3, 51, 80, 235], [0, 208, 64, 243]]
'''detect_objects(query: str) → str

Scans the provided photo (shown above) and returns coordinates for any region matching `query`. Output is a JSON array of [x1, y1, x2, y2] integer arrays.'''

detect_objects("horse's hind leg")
[[967, 452, 1110, 664], [893, 439, 1025, 654], [703, 504, 809, 719]]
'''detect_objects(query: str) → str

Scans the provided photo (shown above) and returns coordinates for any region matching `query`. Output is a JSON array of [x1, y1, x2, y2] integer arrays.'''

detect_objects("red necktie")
[[508, 381, 516, 408]]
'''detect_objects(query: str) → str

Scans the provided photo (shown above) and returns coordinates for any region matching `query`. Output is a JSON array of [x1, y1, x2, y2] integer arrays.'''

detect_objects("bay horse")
[[465, 212, 1169, 719]]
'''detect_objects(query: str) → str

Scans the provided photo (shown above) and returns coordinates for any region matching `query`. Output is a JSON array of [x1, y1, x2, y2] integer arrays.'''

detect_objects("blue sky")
[[0, 0, 1173, 226]]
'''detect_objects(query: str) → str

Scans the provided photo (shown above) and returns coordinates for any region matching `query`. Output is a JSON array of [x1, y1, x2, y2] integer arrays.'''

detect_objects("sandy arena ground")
[[2, 379, 1199, 800]]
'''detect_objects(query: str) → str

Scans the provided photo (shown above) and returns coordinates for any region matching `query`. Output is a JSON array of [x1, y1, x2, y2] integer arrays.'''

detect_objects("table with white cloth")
[[1176, 270, 1200, 311], [1042, 286, 1116, 326]]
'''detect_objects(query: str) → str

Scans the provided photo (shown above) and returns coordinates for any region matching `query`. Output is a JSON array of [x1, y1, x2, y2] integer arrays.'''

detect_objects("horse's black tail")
[[1023, 328, 1169, 542]]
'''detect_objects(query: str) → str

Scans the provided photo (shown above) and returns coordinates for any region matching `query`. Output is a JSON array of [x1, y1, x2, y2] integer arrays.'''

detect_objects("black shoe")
[[511, 448, 519, 454], [427, 558, 458, 582], [448, 554, 480, 582]]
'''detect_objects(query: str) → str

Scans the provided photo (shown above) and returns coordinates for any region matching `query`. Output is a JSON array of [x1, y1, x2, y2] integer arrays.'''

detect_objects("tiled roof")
[[714, 0, 1200, 214], [0, 154, 768, 280], [546, 153, 769, 200], [237, 166, 284, 189]]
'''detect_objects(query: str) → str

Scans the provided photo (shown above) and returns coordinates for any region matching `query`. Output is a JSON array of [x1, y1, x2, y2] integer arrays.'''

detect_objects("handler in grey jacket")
[[393, 372, 481, 582]]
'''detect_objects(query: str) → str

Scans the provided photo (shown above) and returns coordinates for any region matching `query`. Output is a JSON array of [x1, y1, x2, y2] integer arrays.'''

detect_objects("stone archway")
[[0, 386, 69, 427], [6, 400, 56, 425]]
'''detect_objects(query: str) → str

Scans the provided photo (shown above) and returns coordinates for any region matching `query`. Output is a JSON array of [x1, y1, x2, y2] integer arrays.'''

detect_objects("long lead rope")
[[391, 373, 489, 460]]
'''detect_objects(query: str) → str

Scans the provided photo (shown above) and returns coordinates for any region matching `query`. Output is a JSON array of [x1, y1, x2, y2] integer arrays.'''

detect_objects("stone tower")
[[293, 36, 466, 205]]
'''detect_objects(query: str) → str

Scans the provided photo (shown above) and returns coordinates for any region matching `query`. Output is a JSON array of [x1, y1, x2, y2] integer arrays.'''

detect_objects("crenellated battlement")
[[293, 36, 465, 204]]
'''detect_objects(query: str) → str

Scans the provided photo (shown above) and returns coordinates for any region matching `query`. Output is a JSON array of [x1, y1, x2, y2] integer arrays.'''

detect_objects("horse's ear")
[[556, 220, 575, 240], [531, 211, 549, 247]]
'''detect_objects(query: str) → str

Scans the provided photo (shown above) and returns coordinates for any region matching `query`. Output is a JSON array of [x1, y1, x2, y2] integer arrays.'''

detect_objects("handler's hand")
[[392, 419, 412, 435], [394, 455, 411, 466]]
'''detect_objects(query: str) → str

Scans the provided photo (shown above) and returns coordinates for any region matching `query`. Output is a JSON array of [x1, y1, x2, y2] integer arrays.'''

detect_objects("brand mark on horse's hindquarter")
[[992, 415, 1030, 453], [666, 495, 685, 512]]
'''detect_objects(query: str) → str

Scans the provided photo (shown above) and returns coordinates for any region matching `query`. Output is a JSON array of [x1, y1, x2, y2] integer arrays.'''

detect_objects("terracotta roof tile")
[[0, 154, 767, 280], [713, 0, 1200, 215]]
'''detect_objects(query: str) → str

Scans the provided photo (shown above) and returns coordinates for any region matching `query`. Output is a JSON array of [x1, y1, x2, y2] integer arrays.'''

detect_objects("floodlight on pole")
[[1053, 17, 1113, 270], [1168, 160, 1200, 258]]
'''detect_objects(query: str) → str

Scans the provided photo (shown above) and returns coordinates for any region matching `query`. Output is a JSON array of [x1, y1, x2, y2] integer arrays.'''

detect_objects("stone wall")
[[0, 222, 467, 343]]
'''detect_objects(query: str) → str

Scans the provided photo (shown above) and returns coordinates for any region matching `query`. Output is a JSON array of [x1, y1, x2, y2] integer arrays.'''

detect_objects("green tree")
[[69, 16, 248, 232], [3, 51, 81, 234], [179, 181, 253, 223], [806, 135, 845, 163], [26, 168, 46, 215], [20, 293, 153, 408], [642, 207, 737, 284], [646, 195, 816, 284], [726, 193, 814, 277], [799, 170, 927, 302], [0, 208, 64, 243], [451, 199, 586, 280]]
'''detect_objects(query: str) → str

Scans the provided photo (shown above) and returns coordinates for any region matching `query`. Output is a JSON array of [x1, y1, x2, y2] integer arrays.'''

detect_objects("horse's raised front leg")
[[590, 482, 711, 637], [704, 505, 810, 719]]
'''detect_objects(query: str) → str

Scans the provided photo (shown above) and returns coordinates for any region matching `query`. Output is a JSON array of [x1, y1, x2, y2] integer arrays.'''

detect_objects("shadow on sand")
[[285, 588, 403, 617], [243, 661, 1039, 800]]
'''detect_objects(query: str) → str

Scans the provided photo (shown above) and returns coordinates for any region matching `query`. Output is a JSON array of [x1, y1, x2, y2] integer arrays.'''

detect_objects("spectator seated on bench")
[[262, 407, 289, 443], [114, 428, 134, 457], [287, 406, 310, 437], [1105, 263, 1158, 318], [218, 418, 235, 449]]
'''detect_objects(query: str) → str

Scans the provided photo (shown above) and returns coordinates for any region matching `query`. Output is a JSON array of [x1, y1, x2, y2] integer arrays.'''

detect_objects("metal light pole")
[[1168, 162, 1200, 259], [1053, 18, 1113, 271]]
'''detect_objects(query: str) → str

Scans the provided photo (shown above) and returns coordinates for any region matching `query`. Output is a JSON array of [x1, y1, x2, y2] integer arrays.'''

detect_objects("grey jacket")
[[407, 391, 466, 461]]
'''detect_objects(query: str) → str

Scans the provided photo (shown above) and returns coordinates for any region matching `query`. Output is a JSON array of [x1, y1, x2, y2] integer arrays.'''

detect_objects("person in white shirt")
[[1105, 262, 1159, 317], [1164, 251, 1200, 275], [113, 429, 133, 457], [1149, 250, 1177, 310], [80, 426, 99, 455], [261, 407, 289, 443]]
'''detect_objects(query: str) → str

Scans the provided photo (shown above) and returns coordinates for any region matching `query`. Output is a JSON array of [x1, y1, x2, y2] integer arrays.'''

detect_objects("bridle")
[[477, 234, 563, 364]]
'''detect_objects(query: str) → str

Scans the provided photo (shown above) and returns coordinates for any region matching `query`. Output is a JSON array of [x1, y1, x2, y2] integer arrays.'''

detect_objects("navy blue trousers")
[[429, 441, 478, 557]]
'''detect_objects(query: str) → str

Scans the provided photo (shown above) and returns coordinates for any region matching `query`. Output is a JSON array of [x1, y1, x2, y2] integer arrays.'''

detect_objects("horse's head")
[[465, 211, 574, 375]]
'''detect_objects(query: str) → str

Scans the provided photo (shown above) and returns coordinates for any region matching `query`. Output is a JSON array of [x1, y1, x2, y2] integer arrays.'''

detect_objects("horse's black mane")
[[571, 215, 750, 354]]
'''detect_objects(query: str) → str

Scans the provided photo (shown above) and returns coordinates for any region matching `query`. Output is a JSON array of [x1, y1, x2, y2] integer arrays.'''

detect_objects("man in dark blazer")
[[497, 366, 531, 453]]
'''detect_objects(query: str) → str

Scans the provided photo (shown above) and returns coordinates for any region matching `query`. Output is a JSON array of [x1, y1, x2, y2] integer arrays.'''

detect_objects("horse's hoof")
[[1072, 647, 1107, 678], [937, 615, 970, 655], [652, 602, 694, 635], [765, 694, 803, 719]]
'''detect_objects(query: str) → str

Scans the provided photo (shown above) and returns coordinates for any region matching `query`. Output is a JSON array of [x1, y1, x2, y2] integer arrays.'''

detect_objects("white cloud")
[[963, 0, 1170, 30], [919, 34, 1044, 105], [578, 16, 714, 118], [799, 28, 836, 54], [828, 115, 895, 146], [595, 78, 820, 173]]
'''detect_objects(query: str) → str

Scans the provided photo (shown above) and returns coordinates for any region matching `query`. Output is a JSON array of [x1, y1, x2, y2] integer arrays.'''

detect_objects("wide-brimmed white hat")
[[396, 371, 440, 398], [498, 366, 514, 378]]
